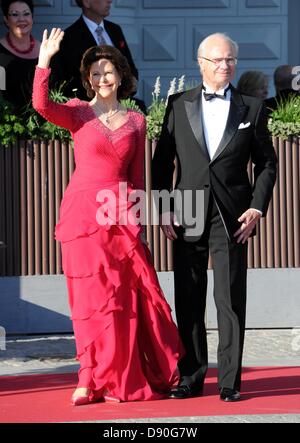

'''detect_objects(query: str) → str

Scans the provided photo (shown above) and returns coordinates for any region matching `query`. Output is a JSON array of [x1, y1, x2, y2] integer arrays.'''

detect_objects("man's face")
[[84, 0, 112, 18], [198, 37, 237, 90]]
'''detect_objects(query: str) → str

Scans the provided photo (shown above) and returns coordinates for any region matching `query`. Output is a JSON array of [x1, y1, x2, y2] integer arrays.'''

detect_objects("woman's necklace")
[[6, 33, 35, 55], [95, 102, 121, 125]]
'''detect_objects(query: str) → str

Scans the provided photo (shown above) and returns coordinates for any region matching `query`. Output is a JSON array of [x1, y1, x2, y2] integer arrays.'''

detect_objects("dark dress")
[[0, 43, 37, 111]]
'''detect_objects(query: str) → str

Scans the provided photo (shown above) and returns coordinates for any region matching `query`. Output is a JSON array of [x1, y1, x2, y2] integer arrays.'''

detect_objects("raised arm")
[[32, 28, 78, 131]]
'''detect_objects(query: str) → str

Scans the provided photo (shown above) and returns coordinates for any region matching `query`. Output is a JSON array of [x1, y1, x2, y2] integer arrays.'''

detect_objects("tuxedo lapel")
[[211, 87, 248, 163], [184, 86, 210, 160]]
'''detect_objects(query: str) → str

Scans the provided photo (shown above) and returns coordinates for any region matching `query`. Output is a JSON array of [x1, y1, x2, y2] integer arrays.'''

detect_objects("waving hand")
[[38, 28, 64, 68]]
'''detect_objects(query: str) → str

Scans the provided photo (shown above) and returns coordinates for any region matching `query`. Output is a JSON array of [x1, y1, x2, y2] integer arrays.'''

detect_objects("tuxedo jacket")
[[152, 85, 277, 242], [52, 16, 138, 100]]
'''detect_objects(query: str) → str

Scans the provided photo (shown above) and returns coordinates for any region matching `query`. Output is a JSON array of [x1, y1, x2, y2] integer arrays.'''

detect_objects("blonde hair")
[[237, 70, 268, 97]]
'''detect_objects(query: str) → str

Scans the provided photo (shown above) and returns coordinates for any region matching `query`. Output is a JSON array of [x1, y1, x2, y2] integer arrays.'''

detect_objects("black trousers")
[[173, 196, 248, 391]]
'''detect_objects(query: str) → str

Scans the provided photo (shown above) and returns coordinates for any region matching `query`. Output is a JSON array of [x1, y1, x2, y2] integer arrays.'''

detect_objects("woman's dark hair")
[[1, 0, 34, 17], [80, 45, 137, 100]]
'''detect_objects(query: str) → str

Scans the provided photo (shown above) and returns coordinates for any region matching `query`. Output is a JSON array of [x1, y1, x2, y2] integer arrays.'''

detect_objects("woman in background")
[[237, 70, 269, 100], [0, 0, 40, 110]]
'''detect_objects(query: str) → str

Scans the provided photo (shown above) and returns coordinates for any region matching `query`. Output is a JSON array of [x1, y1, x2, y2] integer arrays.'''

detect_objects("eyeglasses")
[[200, 56, 237, 67], [8, 12, 32, 18]]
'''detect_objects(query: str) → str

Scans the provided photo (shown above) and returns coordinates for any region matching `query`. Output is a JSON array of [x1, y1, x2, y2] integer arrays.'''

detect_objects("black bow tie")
[[203, 86, 230, 101]]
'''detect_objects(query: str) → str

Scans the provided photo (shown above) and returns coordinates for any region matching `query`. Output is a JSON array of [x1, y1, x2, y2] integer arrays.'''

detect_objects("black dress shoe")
[[169, 385, 203, 399], [220, 388, 241, 402]]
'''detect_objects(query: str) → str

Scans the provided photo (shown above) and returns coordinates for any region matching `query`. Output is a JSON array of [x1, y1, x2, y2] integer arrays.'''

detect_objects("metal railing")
[[0, 137, 299, 276]]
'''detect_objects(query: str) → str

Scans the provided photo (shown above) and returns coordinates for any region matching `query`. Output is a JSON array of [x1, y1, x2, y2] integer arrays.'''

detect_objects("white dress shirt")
[[201, 82, 231, 161], [82, 15, 114, 46]]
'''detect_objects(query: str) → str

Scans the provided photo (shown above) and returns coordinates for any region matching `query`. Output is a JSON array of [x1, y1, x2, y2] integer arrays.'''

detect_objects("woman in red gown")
[[33, 29, 182, 405]]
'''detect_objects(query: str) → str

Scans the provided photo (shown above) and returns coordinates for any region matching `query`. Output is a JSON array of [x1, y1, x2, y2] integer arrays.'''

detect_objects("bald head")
[[274, 65, 294, 92]]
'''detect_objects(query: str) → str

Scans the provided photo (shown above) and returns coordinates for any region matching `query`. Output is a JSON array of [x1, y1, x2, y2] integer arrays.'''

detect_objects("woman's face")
[[89, 58, 121, 101], [4, 2, 33, 37]]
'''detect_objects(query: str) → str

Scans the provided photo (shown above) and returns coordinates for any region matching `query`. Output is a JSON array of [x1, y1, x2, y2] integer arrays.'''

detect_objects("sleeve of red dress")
[[32, 66, 77, 132], [128, 115, 146, 191]]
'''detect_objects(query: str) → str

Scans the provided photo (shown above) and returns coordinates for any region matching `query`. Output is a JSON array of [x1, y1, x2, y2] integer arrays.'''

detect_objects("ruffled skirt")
[[55, 187, 182, 401]]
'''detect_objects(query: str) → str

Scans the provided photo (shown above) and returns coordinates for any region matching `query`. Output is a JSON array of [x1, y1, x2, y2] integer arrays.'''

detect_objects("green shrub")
[[0, 83, 71, 146], [146, 76, 188, 140], [268, 94, 300, 140], [0, 97, 26, 146], [120, 97, 143, 113]]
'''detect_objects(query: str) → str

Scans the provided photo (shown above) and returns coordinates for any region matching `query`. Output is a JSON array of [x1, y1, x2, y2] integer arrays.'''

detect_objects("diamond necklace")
[[95, 102, 121, 125]]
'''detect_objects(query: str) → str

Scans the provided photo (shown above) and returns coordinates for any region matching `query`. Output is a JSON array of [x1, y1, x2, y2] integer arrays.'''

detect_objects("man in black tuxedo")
[[152, 33, 277, 402], [53, 0, 139, 101]]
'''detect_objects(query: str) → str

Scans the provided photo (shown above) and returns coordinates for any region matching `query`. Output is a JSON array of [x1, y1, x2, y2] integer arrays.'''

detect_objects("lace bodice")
[[32, 67, 146, 192]]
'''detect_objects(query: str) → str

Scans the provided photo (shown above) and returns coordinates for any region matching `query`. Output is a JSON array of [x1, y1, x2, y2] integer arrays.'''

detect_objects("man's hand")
[[160, 212, 180, 241], [234, 209, 262, 244]]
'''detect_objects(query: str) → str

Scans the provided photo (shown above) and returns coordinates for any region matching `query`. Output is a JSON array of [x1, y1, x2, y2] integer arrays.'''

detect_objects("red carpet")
[[0, 367, 299, 423]]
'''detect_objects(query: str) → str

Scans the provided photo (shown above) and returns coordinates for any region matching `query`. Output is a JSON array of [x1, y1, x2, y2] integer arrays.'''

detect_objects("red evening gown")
[[32, 67, 182, 401]]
